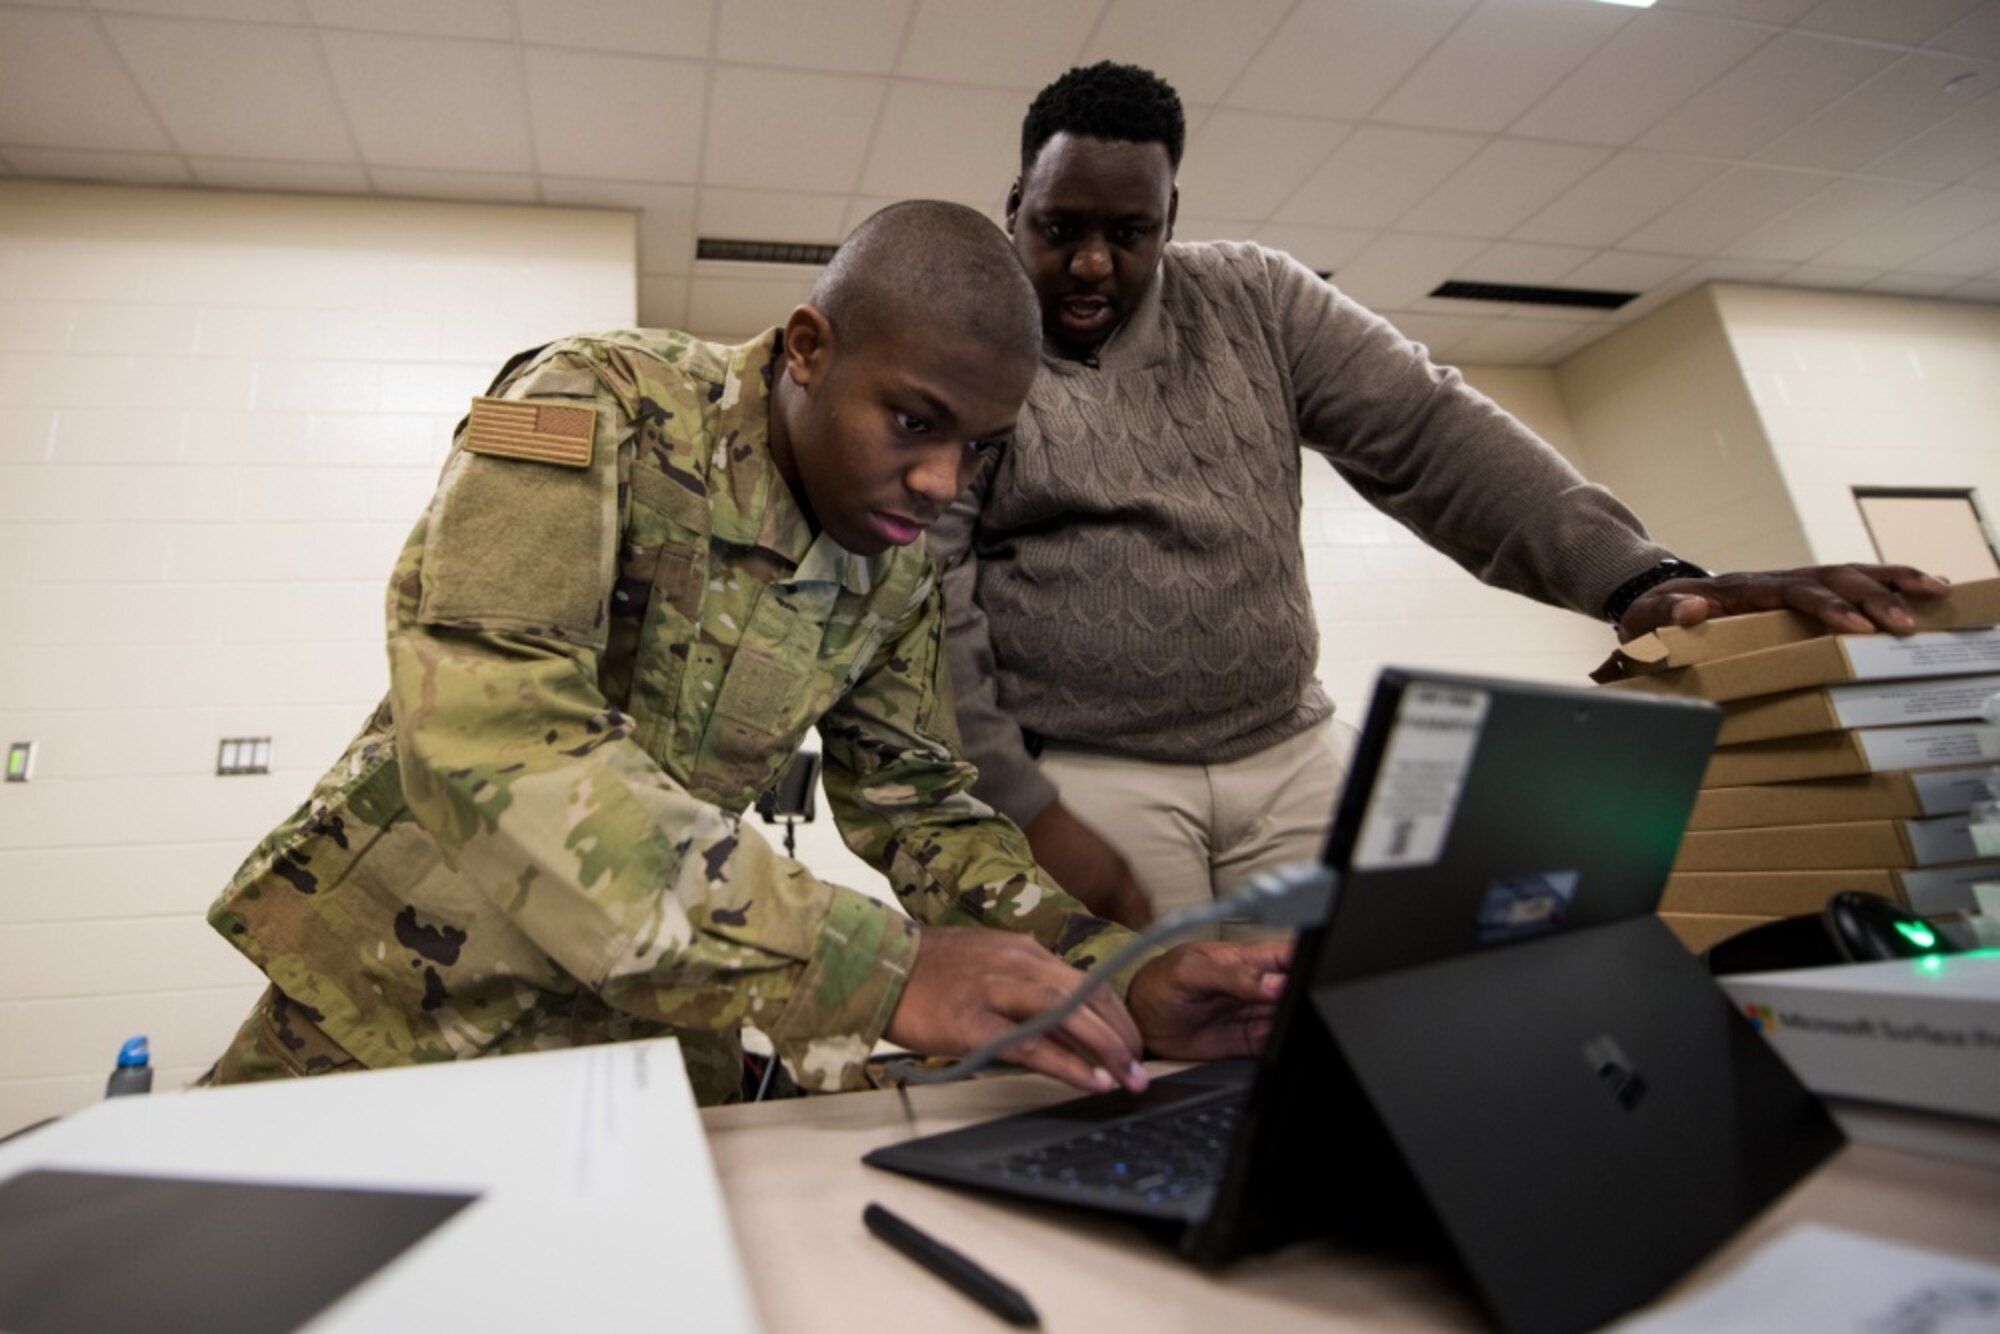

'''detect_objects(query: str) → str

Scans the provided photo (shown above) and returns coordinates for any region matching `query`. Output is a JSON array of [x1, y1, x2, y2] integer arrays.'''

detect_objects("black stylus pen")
[[863, 1202, 1041, 1328]]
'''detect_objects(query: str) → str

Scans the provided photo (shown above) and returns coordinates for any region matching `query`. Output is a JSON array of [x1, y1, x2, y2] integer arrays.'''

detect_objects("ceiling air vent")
[[1429, 280, 1636, 311], [697, 238, 840, 265]]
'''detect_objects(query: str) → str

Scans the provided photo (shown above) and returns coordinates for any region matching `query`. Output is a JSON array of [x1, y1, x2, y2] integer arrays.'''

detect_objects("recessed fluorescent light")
[[1592, 0, 1657, 8]]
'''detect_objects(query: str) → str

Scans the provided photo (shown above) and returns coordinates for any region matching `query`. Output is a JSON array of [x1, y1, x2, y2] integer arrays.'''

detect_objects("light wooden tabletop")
[[702, 1069, 2000, 1334]]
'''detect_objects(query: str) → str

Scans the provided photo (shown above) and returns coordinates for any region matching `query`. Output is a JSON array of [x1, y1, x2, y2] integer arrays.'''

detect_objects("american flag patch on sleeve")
[[464, 397, 597, 469]]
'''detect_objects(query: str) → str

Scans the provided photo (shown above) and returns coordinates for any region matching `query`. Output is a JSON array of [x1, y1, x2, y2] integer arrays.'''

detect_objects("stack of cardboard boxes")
[[1594, 578, 2000, 953]]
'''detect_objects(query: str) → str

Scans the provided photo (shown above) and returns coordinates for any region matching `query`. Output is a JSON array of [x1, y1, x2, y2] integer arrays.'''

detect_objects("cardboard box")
[[1689, 766, 1994, 830], [1719, 953, 2000, 1124], [1675, 814, 1980, 871], [1700, 720, 2000, 787], [1604, 628, 2000, 704], [1717, 673, 2000, 745], [1594, 575, 2000, 682], [1658, 912, 1776, 954], [1662, 861, 2000, 916]]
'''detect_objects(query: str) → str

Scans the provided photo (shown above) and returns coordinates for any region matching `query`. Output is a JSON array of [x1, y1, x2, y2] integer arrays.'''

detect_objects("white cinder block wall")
[[0, 182, 634, 1135]]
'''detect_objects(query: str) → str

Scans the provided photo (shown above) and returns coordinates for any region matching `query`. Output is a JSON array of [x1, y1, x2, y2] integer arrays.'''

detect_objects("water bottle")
[[105, 1035, 154, 1098]]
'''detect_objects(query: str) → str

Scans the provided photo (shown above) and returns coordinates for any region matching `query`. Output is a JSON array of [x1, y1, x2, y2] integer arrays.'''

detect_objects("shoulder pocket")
[[418, 417, 620, 645]]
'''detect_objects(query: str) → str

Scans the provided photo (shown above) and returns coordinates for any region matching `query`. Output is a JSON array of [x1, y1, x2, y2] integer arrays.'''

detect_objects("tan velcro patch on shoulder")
[[465, 396, 596, 469]]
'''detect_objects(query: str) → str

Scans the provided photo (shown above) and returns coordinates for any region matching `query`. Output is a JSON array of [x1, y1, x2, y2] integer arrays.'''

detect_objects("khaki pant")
[[1040, 717, 1358, 938]]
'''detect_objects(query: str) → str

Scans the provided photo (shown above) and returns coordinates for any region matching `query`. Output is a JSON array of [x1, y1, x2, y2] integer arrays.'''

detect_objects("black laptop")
[[865, 668, 1844, 1334]]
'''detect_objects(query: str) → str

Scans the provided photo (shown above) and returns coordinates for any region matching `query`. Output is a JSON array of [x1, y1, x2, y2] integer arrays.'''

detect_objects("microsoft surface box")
[[864, 668, 1844, 1334]]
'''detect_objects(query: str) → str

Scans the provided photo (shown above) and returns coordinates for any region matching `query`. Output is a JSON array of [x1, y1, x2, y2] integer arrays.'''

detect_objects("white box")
[[1719, 953, 2000, 1123]]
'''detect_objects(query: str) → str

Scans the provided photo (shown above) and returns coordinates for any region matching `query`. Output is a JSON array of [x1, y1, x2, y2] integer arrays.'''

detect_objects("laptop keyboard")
[[978, 1093, 1244, 1205]]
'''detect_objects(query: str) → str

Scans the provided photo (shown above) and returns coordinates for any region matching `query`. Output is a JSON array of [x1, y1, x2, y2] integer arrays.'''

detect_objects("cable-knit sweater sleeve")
[[927, 459, 1060, 825], [1261, 247, 1670, 617]]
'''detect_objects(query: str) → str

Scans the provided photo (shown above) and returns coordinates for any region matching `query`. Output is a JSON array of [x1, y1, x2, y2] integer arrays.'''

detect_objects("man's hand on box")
[[1618, 564, 1950, 642]]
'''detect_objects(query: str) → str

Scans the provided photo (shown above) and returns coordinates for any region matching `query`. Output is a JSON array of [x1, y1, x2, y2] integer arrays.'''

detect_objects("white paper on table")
[[1616, 1224, 2000, 1333]]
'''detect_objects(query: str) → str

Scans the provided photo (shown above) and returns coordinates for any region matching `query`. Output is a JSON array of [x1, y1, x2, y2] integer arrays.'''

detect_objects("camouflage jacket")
[[208, 329, 1132, 1105]]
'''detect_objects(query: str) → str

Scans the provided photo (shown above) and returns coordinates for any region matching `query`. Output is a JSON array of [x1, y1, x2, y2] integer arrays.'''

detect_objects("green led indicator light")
[[4, 743, 30, 783], [1893, 920, 1938, 951]]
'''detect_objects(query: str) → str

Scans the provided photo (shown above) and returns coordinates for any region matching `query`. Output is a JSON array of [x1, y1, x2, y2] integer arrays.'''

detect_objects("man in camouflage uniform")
[[205, 202, 1289, 1106]]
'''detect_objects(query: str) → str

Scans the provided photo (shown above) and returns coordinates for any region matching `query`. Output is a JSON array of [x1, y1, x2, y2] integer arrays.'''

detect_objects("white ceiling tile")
[[1248, 224, 1376, 274], [1370, 0, 1630, 134], [1817, 186, 2000, 268], [841, 194, 902, 235], [369, 166, 538, 201], [715, 0, 911, 75], [1949, 274, 2000, 300], [104, 16, 355, 162], [306, 0, 513, 39], [1512, 151, 1728, 247], [189, 157, 370, 192], [1900, 218, 2000, 277], [1638, 32, 1896, 159], [1449, 316, 1595, 366], [1080, 0, 1293, 104], [1224, 0, 1474, 121], [703, 66, 884, 194], [1171, 217, 1260, 244], [640, 274, 688, 329], [1384, 312, 1491, 360], [1397, 139, 1611, 239], [1656, 0, 1819, 21], [1620, 166, 1833, 256], [1456, 241, 1596, 284], [1861, 270, 1968, 297], [321, 31, 533, 171], [899, 0, 1102, 90], [1864, 88, 2000, 184], [95, 0, 305, 20], [1508, 11, 1772, 147], [1559, 250, 1692, 292], [0, 10, 172, 153], [526, 49, 704, 183], [1757, 53, 1991, 173], [1274, 126, 1484, 229], [1327, 233, 1488, 310], [517, 0, 711, 57], [858, 82, 1021, 204], [1538, 324, 1614, 365], [688, 270, 819, 339], [1777, 261, 1889, 290], [3, 147, 192, 185], [698, 189, 848, 244], [1927, 2, 2000, 57], [1723, 177, 1941, 262], [543, 178, 693, 274], [1795, 0, 1985, 45], [1176, 112, 1350, 221]]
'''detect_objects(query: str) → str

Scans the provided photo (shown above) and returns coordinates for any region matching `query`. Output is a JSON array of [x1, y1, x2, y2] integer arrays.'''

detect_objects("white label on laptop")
[[1352, 684, 1488, 870]]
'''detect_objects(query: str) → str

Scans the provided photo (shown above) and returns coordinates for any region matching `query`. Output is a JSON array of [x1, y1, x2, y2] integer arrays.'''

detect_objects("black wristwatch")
[[1603, 557, 1712, 626]]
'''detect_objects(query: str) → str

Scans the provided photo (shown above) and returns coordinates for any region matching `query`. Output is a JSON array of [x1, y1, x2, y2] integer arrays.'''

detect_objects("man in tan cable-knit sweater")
[[928, 63, 1946, 932]]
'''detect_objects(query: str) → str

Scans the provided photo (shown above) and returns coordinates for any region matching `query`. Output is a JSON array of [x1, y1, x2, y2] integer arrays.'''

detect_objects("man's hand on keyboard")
[[886, 925, 1152, 1096], [1127, 940, 1292, 1061]]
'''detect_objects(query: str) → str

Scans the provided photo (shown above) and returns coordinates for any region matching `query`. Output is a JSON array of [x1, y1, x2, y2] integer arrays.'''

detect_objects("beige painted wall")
[[1554, 287, 1812, 577], [1713, 284, 2000, 569], [0, 182, 634, 1134]]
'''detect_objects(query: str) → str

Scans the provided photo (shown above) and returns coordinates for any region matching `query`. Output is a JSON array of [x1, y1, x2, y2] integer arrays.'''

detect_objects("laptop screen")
[[1310, 668, 1720, 986]]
